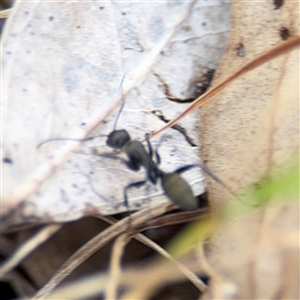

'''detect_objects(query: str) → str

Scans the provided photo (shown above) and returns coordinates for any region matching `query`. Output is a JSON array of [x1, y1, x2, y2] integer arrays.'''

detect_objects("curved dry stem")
[[101, 215, 208, 293], [152, 36, 300, 138], [36, 261, 205, 300], [134, 233, 207, 292]]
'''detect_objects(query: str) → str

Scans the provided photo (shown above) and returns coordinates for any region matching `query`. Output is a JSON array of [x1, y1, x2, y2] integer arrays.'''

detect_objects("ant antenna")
[[36, 135, 107, 149], [37, 73, 129, 149], [113, 72, 128, 130], [113, 100, 125, 131]]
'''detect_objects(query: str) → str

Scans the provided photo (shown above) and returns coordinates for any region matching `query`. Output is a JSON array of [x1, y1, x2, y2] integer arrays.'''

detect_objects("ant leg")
[[145, 133, 154, 159], [145, 133, 165, 164], [153, 135, 166, 165], [174, 163, 241, 202], [155, 149, 161, 166], [123, 179, 147, 212]]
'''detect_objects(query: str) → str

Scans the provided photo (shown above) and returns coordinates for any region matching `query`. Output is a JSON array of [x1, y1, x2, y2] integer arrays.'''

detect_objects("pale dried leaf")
[[200, 1, 299, 299], [2, 0, 231, 231]]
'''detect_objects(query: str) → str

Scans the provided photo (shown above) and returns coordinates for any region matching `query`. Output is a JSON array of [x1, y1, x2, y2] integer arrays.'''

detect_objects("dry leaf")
[[2, 0, 231, 231], [200, 1, 299, 299]]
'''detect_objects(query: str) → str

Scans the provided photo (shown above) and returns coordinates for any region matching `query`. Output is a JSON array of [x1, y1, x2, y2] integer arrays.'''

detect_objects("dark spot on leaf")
[[81, 122, 86, 126], [202, 22, 206, 26], [99, 6, 104, 10], [23, 88, 27, 92], [194, 69, 215, 95], [122, 12, 126, 15], [273, 0, 284, 9], [3, 157, 13, 164], [6, 51, 11, 55], [77, 25, 81, 29], [24, 11, 29, 15], [235, 43, 245, 57], [49, 16, 54, 21], [30, 32, 35, 35], [279, 27, 289, 40]]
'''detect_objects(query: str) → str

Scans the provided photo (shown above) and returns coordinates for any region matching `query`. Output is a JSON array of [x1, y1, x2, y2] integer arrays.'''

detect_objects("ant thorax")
[[125, 140, 152, 166]]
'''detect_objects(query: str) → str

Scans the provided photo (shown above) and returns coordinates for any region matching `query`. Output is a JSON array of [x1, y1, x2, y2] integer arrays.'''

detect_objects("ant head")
[[106, 129, 131, 149]]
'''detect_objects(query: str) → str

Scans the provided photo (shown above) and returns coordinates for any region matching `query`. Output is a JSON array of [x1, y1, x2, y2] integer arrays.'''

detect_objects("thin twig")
[[152, 36, 300, 137], [0, 224, 62, 277], [105, 234, 132, 300], [100, 215, 208, 293]]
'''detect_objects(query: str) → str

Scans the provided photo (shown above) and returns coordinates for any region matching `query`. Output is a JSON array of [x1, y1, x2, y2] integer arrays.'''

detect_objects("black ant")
[[38, 98, 240, 212], [100, 96, 240, 211], [105, 126, 238, 210], [38, 69, 243, 211], [105, 128, 200, 210]]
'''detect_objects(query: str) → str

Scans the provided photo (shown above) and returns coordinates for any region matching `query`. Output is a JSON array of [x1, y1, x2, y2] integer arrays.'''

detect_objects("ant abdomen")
[[161, 172, 198, 211]]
